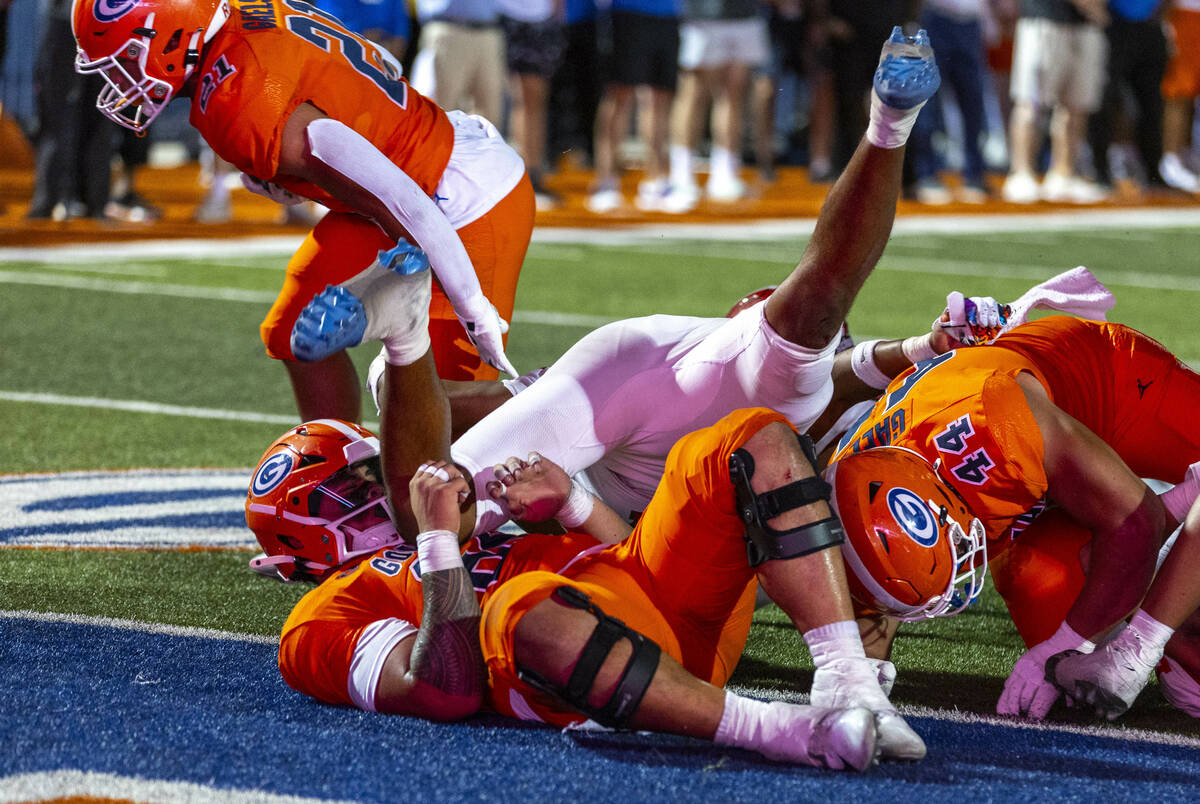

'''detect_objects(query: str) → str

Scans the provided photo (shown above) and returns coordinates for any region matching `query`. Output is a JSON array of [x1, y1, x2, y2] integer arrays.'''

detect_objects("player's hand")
[[485, 452, 571, 522], [932, 291, 1012, 349], [811, 657, 925, 760], [240, 172, 306, 206], [997, 625, 1094, 719], [409, 461, 470, 533], [455, 295, 518, 378], [1047, 622, 1164, 720]]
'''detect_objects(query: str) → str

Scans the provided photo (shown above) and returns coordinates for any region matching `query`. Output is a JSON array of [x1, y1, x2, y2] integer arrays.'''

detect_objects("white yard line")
[[0, 609, 275, 644], [0, 770, 358, 804]]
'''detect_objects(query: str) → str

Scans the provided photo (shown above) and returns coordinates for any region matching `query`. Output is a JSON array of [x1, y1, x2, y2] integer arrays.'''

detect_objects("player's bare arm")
[[374, 462, 486, 719], [1015, 371, 1164, 639]]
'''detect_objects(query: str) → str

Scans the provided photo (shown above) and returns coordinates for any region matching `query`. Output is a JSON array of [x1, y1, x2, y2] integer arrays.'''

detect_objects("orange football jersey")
[[831, 345, 1048, 542], [831, 315, 1200, 543], [279, 531, 598, 708], [190, 0, 454, 209]]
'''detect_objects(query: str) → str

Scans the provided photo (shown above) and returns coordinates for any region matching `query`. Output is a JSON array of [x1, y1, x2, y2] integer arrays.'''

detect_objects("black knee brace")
[[517, 585, 661, 729], [728, 432, 846, 566]]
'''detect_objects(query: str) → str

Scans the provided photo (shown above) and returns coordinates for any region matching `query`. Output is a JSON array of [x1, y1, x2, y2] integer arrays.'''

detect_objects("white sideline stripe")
[[0, 391, 299, 424], [0, 609, 277, 645], [0, 269, 279, 303], [0, 770, 357, 804], [0, 272, 616, 328], [0, 391, 379, 428], [1, 208, 1197, 263]]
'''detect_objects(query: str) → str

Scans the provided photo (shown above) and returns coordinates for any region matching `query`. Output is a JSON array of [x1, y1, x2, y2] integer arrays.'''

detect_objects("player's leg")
[[260, 212, 390, 422], [428, 136, 535, 380], [766, 27, 940, 349], [1101, 324, 1200, 483], [483, 572, 879, 771], [1161, 610, 1200, 717], [989, 508, 1090, 648], [629, 407, 924, 760]]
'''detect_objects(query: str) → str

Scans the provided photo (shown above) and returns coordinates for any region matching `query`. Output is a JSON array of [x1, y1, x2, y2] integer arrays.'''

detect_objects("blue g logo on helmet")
[[252, 453, 294, 496], [886, 487, 938, 547], [93, 0, 140, 22]]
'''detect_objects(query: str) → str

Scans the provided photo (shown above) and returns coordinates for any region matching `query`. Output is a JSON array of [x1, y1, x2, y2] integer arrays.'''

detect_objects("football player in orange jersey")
[[246, 409, 925, 771], [822, 314, 1200, 721], [71, 0, 532, 533]]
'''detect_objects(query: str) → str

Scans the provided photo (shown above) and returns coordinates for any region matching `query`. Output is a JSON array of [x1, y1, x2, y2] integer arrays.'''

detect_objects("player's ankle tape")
[[866, 91, 925, 149]]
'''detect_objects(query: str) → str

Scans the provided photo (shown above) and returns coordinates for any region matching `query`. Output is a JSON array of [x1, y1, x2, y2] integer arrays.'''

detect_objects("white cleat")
[[805, 707, 879, 771], [1048, 637, 1161, 720], [811, 658, 926, 760]]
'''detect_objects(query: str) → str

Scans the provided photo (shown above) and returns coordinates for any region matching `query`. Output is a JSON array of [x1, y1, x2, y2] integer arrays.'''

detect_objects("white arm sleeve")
[[452, 369, 610, 535], [304, 117, 483, 312]]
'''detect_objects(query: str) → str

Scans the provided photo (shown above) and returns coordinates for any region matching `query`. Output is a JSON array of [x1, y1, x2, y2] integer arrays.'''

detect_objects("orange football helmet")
[[246, 419, 402, 583], [726, 286, 777, 318], [72, 0, 231, 133], [825, 446, 988, 620]]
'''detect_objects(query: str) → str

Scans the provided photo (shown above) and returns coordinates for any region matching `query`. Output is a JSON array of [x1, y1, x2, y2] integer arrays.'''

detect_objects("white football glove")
[[454, 294, 518, 379], [811, 658, 924, 760], [997, 622, 1093, 719], [240, 173, 307, 206], [933, 291, 1012, 347]]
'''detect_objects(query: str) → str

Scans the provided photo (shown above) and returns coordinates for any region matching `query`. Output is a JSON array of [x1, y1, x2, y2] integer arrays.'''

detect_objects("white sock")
[[865, 90, 927, 149], [1127, 609, 1175, 653], [669, 145, 694, 187], [709, 146, 738, 183], [804, 620, 867, 667]]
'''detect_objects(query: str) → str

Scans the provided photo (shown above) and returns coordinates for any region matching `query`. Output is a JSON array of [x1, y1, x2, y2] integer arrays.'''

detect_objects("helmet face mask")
[[826, 447, 989, 621], [72, 0, 231, 133], [246, 420, 404, 583], [80, 34, 173, 132]]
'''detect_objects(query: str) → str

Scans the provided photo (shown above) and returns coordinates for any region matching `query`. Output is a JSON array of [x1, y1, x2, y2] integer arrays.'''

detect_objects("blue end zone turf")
[[4, 618, 1199, 802]]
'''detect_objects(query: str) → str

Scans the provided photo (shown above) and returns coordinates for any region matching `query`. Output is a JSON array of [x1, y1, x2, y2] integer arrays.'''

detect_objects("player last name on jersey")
[[238, 0, 278, 29]]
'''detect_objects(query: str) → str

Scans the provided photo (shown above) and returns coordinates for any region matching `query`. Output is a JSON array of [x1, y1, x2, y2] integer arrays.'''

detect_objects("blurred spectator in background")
[[1159, 0, 1200, 193], [983, 0, 1019, 127], [585, 0, 681, 212], [910, 0, 991, 204], [27, 0, 113, 220], [411, 0, 505, 125], [326, 0, 413, 61], [825, 0, 918, 177], [751, 0, 835, 183], [548, 0, 601, 169], [498, 0, 567, 208], [107, 128, 163, 222], [661, 0, 772, 211], [1086, 0, 1168, 195], [1001, 0, 1109, 204]]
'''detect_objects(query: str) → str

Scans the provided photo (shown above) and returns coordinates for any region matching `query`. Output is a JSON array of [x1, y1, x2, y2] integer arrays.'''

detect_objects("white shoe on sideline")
[[585, 185, 624, 214], [1001, 172, 1040, 204], [706, 174, 746, 202], [661, 182, 700, 214], [1160, 153, 1200, 193]]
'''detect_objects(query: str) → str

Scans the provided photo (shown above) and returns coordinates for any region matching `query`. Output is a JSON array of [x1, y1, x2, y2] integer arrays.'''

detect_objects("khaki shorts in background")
[[1009, 17, 1107, 112]]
